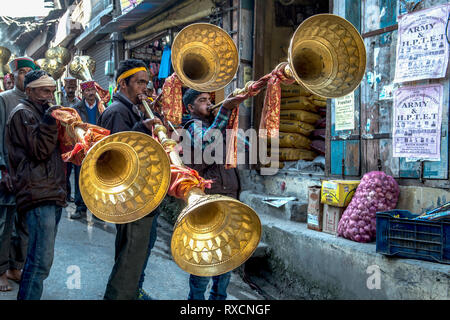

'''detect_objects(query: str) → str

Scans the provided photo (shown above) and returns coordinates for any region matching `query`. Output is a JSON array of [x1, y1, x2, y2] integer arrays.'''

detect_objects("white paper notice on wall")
[[394, 4, 450, 83], [335, 91, 355, 131], [392, 84, 443, 160]]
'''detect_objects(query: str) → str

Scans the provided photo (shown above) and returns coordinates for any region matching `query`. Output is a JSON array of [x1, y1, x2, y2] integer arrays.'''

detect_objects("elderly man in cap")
[[0, 57, 38, 291], [5, 70, 65, 300], [69, 80, 103, 219], [61, 77, 80, 203]]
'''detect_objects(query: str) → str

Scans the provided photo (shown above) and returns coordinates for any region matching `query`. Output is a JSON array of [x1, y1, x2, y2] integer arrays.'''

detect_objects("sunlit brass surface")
[[45, 46, 71, 66], [141, 100, 261, 276], [79, 131, 171, 224], [37, 58, 66, 80], [171, 23, 239, 92], [69, 55, 96, 81], [171, 188, 262, 277], [0, 46, 11, 90], [288, 14, 366, 98]]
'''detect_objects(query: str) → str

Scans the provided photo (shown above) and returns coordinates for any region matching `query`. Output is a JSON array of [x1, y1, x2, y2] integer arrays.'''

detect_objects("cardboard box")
[[307, 186, 323, 231], [322, 204, 345, 235], [321, 180, 360, 207]]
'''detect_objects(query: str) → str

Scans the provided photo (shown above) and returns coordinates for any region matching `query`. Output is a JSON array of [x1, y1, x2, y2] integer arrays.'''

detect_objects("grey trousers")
[[0, 205, 28, 274], [104, 214, 154, 300]]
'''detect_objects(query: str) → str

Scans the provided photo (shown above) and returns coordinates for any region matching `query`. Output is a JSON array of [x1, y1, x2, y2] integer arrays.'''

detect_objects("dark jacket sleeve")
[[7, 109, 59, 162]]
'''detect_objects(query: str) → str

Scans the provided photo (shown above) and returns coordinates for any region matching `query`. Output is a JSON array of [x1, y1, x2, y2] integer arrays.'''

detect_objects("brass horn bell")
[[287, 14, 366, 98], [171, 189, 261, 277], [69, 55, 96, 81], [171, 23, 239, 92], [79, 131, 171, 224]]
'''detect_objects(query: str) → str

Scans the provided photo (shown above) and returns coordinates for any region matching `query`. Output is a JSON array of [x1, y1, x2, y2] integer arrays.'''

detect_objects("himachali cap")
[[64, 76, 77, 85], [80, 80, 96, 90], [9, 57, 39, 72]]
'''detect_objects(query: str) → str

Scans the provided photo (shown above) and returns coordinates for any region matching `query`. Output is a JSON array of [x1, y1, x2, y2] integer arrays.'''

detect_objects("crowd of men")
[[0, 56, 244, 300]]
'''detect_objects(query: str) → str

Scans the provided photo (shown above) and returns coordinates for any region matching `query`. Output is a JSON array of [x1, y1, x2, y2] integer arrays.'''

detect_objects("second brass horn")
[[171, 23, 239, 92], [287, 14, 366, 98]]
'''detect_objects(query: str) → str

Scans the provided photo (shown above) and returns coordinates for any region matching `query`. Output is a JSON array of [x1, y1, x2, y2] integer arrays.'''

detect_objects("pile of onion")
[[337, 171, 399, 243]]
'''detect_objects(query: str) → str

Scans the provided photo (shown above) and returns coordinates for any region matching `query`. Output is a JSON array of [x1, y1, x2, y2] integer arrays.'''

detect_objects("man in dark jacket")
[[69, 80, 102, 219], [5, 70, 65, 300], [0, 57, 38, 291], [97, 59, 162, 300], [61, 77, 80, 203], [182, 88, 246, 300]]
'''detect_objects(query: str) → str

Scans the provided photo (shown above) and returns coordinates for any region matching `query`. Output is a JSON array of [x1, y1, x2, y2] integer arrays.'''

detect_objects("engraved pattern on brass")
[[79, 131, 171, 224], [69, 55, 96, 81], [288, 14, 366, 98], [45, 46, 71, 66], [172, 23, 239, 92], [171, 193, 262, 277], [0, 46, 11, 77]]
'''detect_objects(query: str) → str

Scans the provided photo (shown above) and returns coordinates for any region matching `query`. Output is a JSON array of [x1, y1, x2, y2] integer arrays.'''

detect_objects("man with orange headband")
[[97, 59, 163, 300]]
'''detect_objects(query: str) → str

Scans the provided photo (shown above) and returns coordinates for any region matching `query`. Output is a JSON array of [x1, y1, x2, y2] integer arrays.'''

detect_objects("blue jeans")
[[138, 209, 159, 289], [74, 165, 86, 212], [17, 205, 62, 300], [188, 272, 231, 300]]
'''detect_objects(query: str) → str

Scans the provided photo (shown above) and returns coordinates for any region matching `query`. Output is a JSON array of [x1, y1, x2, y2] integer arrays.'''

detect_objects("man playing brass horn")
[[0, 57, 39, 292], [181, 89, 246, 300], [5, 70, 65, 300], [97, 59, 163, 300]]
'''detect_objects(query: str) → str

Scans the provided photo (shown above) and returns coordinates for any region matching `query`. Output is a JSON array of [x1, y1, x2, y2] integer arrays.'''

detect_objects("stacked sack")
[[275, 84, 327, 163]]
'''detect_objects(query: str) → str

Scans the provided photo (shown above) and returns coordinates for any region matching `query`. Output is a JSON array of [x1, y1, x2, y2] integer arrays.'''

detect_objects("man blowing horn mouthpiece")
[[5, 69, 65, 300]]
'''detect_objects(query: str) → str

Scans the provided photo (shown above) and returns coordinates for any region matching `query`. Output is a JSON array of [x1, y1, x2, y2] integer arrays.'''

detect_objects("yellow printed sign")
[[321, 180, 360, 207]]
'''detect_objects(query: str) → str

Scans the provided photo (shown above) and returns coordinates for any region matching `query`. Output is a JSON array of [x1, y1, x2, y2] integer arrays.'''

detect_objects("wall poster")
[[393, 84, 443, 160], [394, 4, 450, 83]]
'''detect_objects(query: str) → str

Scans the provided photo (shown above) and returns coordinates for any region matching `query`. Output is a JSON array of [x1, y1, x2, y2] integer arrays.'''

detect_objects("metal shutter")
[[85, 36, 112, 90]]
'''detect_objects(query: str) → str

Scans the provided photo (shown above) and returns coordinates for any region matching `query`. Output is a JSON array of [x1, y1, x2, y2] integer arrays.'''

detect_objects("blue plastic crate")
[[376, 210, 450, 264]]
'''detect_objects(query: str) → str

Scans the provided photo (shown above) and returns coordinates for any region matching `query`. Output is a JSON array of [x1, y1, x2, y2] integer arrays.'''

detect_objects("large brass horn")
[[171, 23, 239, 92], [209, 13, 366, 113], [78, 130, 171, 224], [0, 46, 11, 91], [286, 14, 366, 98]]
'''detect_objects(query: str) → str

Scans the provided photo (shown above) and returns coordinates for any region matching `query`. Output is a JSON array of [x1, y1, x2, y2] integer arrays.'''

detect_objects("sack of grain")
[[311, 94, 327, 101], [312, 99, 327, 107], [276, 148, 317, 161], [280, 96, 319, 112], [276, 132, 312, 149], [281, 84, 311, 97], [279, 119, 315, 136], [280, 109, 322, 124]]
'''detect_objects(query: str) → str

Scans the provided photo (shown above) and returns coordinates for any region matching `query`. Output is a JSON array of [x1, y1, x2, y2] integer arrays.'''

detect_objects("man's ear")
[[187, 103, 194, 113]]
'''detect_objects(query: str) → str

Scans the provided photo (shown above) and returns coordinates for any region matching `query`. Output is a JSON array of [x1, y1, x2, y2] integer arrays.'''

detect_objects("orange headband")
[[114, 67, 147, 93]]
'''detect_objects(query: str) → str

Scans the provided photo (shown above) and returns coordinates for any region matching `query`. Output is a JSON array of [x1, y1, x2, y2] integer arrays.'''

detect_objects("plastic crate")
[[376, 210, 450, 264]]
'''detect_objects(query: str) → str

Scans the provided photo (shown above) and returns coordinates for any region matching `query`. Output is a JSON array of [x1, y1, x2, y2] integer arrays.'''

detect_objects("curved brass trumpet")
[[171, 23, 239, 92], [141, 100, 261, 277], [209, 13, 366, 112]]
